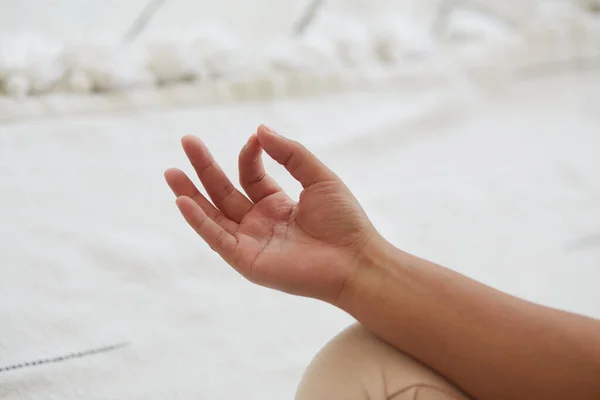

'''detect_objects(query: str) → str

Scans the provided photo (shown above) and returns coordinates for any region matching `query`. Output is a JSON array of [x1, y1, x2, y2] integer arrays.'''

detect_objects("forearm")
[[337, 239, 600, 400]]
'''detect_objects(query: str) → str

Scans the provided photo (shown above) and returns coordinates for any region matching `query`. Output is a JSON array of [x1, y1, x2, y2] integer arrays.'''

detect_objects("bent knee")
[[295, 323, 469, 400]]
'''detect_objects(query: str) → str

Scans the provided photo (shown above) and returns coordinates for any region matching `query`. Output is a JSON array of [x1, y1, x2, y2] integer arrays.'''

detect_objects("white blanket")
[[1, 72, 599, 399], [1, 2, 600, 399]]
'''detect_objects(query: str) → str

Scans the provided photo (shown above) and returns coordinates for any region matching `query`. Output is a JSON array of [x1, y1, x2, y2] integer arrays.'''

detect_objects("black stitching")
[[0, 342, 129, 373]]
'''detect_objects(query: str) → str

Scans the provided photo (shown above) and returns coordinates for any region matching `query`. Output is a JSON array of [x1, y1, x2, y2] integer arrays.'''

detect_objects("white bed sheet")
[[0, 72, 599, 398]]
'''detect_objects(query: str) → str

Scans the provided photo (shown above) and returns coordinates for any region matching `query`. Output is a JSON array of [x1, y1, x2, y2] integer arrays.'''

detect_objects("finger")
[[176, 196, 238, 262], [181, 135, 252, 223], [164, 168, 238, 233], [256, 124, 337, 188], [238, 134, 283, 202]]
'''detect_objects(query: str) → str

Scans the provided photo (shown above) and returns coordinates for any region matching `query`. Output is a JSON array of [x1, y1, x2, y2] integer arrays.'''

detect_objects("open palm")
[[165, 125, 377, 302]]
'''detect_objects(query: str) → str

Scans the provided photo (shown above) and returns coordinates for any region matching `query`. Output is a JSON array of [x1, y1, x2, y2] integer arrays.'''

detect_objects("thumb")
[[256, 125, 337, 188]]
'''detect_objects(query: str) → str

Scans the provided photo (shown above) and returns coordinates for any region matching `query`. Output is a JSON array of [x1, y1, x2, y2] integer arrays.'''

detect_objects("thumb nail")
[[262, 124, 281, 137]]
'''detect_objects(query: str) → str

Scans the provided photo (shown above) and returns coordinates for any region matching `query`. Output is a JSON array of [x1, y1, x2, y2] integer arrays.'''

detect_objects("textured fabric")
[[1, 74, 599, 398], [0, 38, 599, 398]]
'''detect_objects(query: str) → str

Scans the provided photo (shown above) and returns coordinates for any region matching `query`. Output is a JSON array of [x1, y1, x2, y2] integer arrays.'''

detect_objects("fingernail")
[[262, 124, 280, 136]]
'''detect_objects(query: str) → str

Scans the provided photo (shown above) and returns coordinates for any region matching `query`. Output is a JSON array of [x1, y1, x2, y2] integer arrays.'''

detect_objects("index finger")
[[181, 135, 253, 223]]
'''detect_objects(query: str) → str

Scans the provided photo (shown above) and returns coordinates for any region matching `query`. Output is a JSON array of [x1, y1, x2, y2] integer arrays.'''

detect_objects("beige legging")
[[296, 324, 471, 400]]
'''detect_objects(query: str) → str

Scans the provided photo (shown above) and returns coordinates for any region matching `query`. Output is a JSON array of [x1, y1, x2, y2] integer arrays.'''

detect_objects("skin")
[[165, 124, 600, 400]]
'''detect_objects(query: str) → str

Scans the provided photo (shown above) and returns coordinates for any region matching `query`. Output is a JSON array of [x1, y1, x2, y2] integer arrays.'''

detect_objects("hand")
[[165, 125, 379, 303]]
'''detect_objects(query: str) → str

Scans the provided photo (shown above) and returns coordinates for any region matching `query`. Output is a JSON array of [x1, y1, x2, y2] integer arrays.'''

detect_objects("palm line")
[[240, 197, 296, 274]]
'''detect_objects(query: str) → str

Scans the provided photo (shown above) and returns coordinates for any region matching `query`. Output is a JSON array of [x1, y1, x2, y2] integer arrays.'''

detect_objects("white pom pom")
[[0, 34, 64, 95], [309, 12, 374, 66], [368, 14, 433, 63], [4, 74, 30, 98], [65, 43, 155, 92], [67, 70, 93, 93], [444, 9, 512, 43], [147, 41, 204, 84], [333, 29, 373, 66], [191, 27, 240, 78], [27, 63, 64, 94], [261, 39, 315, 73], [143, 30, 207, 83], [299, 34, 340, 69]]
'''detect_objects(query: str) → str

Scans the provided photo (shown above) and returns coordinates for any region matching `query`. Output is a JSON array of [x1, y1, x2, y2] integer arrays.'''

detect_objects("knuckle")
[[219, 182, 236, 199], [198, 160, 216, 175], [212, 211, 226, 226], [241, 171, 266, 188], [282, 150, 294, 168], [211, 230, 228, 252], [192, 217, 207, 233], [284, 151, 300, 175], [249, 172, 267, 185]]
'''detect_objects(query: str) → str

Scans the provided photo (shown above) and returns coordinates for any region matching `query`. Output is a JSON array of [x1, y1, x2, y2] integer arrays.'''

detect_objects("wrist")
[[333, 235, 412, 311]]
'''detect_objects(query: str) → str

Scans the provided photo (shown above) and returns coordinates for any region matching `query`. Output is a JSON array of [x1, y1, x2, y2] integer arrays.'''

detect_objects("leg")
[[295, 323, 470, 400]]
